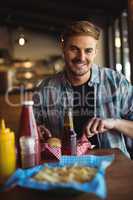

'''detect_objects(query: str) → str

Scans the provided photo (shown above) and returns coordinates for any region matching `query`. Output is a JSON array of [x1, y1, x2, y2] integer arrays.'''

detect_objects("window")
[[108, 11, 131, 82]]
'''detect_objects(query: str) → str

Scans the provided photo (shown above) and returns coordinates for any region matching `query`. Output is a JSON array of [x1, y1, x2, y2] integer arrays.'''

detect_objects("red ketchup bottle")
[[18, 100, 41, 166], [62, 108, 77, 155]]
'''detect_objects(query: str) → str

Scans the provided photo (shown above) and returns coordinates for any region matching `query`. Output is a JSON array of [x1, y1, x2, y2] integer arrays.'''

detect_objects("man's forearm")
[[83, 117, 133, 139], [113, 119, 133, 138]]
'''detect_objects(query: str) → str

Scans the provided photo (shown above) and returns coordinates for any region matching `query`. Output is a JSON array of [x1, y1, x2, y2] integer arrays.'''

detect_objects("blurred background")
[[0, 0, 133, 92], [0, 0, 133, 135]]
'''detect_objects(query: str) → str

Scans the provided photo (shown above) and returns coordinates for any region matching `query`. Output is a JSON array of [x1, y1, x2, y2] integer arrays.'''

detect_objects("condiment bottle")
[[18, 101, 40, 166], [0, 119, 16, 184], [62, 107, 77, 155]]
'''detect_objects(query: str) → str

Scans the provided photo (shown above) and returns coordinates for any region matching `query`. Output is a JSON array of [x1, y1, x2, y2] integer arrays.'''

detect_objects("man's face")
[[63, 35, 98, 77]]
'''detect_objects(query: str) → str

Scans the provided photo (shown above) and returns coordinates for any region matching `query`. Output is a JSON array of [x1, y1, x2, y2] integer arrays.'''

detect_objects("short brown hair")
[[61, 20, 100, 44]]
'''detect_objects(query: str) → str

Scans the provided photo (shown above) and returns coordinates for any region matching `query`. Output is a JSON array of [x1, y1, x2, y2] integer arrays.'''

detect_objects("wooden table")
[[0, 148, 133, 200]]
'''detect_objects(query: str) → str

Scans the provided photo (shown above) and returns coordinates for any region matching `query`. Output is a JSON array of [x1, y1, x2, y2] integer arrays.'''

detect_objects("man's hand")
[[84, 117, 115, 138]]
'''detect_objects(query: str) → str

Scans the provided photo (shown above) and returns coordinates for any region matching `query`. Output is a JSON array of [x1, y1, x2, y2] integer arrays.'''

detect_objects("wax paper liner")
[[2, 154, 114, 199]]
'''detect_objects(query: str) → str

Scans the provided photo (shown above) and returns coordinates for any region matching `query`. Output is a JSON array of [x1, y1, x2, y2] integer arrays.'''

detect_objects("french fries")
[[33, 165, 97, 183]]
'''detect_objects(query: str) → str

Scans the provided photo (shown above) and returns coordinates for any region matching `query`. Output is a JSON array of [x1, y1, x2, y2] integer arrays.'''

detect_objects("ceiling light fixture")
[[18, 34, 26, 46], [16, 27, 27, 46], [18, 33, 27, 46]]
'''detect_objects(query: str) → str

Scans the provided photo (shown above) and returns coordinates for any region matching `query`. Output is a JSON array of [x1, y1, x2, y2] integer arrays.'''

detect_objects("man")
[[33, 20, 133, 157]]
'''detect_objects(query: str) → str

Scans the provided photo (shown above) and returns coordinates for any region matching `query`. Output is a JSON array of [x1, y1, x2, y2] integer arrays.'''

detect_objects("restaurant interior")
[[0, 0, 133, 148], [1, 1, 133, 200], [0, 0, 133, 144], [0, 0, 132, 134]]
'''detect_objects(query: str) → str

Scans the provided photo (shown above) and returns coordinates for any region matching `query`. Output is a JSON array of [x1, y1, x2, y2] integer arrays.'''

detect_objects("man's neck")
[[66, 70, 91, 86]]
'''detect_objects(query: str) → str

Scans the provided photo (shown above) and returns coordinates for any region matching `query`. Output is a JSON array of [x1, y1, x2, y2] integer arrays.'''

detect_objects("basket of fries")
[[3, 155, 114, 199]]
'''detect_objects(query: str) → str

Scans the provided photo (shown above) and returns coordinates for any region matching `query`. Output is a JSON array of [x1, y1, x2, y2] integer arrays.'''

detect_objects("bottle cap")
[[0, 119, 6, 134], [0, 119, 14, 141], [22, 101, 34, 106]]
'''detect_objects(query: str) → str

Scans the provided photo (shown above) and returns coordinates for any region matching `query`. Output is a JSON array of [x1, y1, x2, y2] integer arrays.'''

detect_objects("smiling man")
[[33, 20, 133, 158], [63, 35, 97, 80]]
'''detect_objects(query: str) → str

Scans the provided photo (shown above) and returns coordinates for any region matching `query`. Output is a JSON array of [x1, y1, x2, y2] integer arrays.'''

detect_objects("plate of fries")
[[33, 164, 97, 184], [4, 155, 114, 199]]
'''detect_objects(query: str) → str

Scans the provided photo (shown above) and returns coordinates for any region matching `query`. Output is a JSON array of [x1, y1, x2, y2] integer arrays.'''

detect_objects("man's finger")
[[97, 119, 105, 132], [90, 118, 101, 133], [85, 117, 96, 137]]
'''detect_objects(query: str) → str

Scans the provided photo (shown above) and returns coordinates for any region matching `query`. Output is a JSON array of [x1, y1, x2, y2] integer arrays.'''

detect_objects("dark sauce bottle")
[[62, 107, 77, 155]]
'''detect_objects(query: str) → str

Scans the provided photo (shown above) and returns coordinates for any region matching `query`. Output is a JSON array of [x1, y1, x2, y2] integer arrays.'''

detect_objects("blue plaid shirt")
[[33, 64, 133, 157]]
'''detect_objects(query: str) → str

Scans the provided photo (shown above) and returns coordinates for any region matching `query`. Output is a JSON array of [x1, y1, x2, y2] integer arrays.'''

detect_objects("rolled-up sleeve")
[[120, 77, 133, 120]]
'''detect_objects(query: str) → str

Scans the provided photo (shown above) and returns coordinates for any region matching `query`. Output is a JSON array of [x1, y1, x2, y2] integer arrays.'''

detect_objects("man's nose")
[[78, 51, 86, 61]]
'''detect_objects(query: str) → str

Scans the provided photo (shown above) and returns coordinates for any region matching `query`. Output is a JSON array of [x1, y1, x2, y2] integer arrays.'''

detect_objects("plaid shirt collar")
[[61, 63, 100, 87]]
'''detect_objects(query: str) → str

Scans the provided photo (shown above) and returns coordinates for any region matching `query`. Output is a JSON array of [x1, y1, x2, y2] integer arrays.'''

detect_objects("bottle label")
[[70, 134, 77, 155]]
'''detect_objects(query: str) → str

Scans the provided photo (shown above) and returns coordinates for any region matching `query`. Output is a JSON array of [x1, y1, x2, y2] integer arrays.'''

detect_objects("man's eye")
[[70, 47, 78, 52], [85, 49, 93, 53]]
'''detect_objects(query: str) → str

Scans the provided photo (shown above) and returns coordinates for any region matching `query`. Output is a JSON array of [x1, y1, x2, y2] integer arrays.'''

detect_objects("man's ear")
[[95, 48, 98, 55], [60, 41, 66, 56], [60, 40, 65, 50], [94, 44, 99, 56]]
